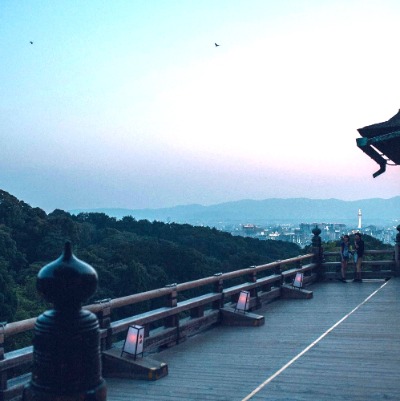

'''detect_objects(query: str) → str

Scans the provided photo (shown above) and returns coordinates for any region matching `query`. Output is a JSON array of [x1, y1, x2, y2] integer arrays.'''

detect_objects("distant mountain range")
[[69, 197, 400, 227]]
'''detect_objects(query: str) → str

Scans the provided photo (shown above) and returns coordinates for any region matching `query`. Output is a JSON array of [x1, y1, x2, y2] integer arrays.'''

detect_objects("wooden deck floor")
[[106, 278, 400, 401]]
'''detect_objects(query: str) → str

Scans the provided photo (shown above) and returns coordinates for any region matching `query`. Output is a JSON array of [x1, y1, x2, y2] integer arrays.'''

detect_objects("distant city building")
[[358, 209, 362, 230], [231, 219, 396, 246]]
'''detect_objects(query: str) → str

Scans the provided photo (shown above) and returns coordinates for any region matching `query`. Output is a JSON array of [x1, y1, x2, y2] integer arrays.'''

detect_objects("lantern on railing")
[[293, 272, 304, 289], [121, 325, 145, 360], [235, 290, 250, 313]]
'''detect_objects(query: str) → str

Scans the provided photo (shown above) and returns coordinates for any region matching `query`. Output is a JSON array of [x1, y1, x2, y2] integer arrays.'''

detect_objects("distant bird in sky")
[[215, 43, 220, 47], [29, 41, 33, 44]]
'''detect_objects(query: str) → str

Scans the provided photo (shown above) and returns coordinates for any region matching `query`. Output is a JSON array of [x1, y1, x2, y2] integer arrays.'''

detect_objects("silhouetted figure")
[[339, 235, 350, 282], [215, 43, 220, 47], [353, 233, 364, 282]]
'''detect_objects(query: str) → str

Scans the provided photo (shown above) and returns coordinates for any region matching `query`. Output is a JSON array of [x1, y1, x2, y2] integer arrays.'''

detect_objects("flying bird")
[[215, 43, 220, 47], [29, 41, 33, 44]]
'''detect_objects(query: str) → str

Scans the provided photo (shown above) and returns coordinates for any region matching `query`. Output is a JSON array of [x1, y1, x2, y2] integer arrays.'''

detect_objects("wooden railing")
[[322, 249, 396, 280], [0, 246, 398, 401]]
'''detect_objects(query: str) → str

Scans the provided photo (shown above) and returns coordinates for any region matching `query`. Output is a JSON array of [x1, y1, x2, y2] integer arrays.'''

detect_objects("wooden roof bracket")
[[356, 138, 386, 177], [356, 130, 400, 177]]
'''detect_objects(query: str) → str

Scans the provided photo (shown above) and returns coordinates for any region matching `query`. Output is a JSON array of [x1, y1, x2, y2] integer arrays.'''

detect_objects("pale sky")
[[1, 0, 399, 213]]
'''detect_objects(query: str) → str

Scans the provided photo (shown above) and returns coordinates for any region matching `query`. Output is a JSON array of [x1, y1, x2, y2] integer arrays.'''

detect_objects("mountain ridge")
[[69, 196, 400, 226]]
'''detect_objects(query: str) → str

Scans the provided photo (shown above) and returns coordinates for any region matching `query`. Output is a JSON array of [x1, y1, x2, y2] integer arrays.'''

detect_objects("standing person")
[[353, 232, 365, 282], [339, 235, 351, 282]]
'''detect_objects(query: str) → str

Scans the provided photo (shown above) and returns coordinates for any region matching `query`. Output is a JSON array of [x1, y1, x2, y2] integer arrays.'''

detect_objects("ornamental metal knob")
[[37, 241, 98, 310]]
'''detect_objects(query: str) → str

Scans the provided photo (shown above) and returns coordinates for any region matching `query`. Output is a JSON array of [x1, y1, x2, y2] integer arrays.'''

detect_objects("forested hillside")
[[0, 190, 302, 324]]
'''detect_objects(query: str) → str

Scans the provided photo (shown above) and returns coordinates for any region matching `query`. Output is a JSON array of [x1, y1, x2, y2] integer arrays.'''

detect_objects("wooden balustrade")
[[0, 248, 397, 401], [322, 249, 396, 280]]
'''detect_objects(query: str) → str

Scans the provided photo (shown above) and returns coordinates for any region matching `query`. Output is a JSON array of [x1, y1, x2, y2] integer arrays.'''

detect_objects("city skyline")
[[1, 1, 399, 213]]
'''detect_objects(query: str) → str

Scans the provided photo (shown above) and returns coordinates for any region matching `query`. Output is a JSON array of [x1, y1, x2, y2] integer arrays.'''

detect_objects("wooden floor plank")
[[106, 278, 400, 401]]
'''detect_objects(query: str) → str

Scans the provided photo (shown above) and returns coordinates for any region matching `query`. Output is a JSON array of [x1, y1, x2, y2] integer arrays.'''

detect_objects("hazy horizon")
[[1, 1, 399, 213], [66, 197, 399, 230], [68, 194, 400, 212]]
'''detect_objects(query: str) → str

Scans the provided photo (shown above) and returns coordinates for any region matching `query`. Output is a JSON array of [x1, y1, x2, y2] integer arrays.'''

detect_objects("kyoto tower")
[[357, 209, 362, 230]]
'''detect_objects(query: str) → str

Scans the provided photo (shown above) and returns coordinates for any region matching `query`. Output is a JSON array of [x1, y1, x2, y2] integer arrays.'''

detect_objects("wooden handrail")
[[2, 251, 392, 339], [90, 254, 312, 311], [3, 318, 37, 337], [2, 254, 312, 339]]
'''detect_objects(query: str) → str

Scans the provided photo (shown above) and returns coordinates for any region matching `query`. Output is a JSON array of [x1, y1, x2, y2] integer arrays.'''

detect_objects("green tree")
[[0, 260, 18, 322]]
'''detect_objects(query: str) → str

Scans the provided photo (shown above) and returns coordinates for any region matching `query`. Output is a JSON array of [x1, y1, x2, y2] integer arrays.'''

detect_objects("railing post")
[[274, 262, 283, 287], [212, 273, 224, 310], [23, 241, 107, 401], [248, 267, 257, 284], [312, 226, 324, 280], [95, 299, 112, 351], [395, 225, 400, 276], [164, 284, 178, 328], [248, 266, 260, 308]]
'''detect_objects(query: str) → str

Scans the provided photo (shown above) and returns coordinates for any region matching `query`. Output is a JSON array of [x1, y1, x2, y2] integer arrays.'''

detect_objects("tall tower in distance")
[[357, 208, 362, 230]]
